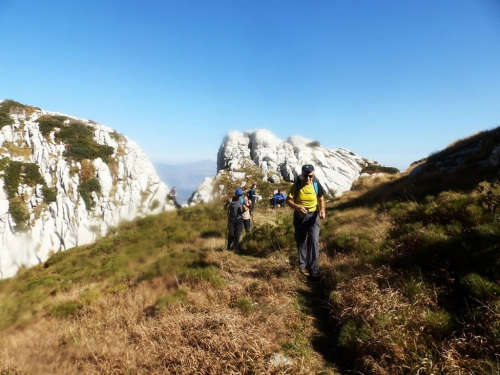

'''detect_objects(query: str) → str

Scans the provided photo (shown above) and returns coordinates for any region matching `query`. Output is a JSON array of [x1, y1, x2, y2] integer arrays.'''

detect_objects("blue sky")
[[1, 1, 499, 171]]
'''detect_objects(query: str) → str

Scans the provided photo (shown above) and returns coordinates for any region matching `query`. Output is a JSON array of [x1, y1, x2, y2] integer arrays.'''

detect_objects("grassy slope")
[[0, 205, 336, 375]]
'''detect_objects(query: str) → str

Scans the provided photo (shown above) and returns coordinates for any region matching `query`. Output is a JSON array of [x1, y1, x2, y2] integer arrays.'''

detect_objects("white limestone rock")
[[0, 101, 174, 278], [190, 129, 377, 203]]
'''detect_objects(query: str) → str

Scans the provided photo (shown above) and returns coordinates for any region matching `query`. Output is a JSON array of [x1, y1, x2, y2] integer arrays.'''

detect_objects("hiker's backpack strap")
[[293, 179, 301, 203]]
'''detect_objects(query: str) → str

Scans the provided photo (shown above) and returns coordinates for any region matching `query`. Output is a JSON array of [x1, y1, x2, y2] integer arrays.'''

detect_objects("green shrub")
[[90, 240, 116, 257], [0, 112, 14, 126], [23, 163, 45, 185], [78, 178, 101, 210], [461, 273, 500, 299], [0, 99, 25, 114], [234, 297, 254, 315], [57, 121, 114, 162], [4, 160, 22, 198], [423, 309, 454, 338], [42, 186, 57, 203], [36, 115, 67, 136], [338, 320, 372, 349], [8, 198, 29, 230], [361, 165, 400, 175], [156, 288, 188, 310], [0, 100, 25, 126], [49, 300, 82, 318]]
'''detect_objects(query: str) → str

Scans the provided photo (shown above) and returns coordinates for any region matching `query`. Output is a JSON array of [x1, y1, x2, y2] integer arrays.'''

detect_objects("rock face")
[[189, 129, 377, 203], [0, 100, 173, 278]]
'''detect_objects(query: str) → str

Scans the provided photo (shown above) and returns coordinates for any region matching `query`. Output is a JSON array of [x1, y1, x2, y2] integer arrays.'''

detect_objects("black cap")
[[302, 164, 315, 172]]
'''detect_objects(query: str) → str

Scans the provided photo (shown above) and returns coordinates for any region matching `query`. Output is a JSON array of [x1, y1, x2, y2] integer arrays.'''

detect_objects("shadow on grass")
[[296, 282, 350, 372]]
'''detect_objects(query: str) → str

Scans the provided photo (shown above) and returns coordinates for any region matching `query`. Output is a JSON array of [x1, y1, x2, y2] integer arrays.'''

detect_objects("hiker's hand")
[[299, 206, 308, 214], [320, 209, 326, 219]]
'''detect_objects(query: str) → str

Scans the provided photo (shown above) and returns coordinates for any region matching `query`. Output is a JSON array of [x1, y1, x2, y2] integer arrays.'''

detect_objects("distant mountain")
[[154, 160, 216, 204]]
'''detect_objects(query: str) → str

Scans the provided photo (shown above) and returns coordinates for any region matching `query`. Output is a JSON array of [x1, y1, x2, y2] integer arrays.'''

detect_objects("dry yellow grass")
[[0, 233, 337, 374]]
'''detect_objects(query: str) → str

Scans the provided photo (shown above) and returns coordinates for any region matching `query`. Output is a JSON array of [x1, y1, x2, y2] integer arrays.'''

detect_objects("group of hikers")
[[225, 164, 326, 281]]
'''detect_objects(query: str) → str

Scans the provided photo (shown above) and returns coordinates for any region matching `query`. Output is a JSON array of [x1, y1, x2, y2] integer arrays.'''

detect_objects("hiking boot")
[[307, 272, 321, 282], [298, 266, 308, 276]]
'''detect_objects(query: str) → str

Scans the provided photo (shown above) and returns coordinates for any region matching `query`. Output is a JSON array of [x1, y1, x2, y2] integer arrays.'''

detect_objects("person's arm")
[[243, 197, 251, 211], [286, 195, 307, 214], [318, 195, 326, 219]]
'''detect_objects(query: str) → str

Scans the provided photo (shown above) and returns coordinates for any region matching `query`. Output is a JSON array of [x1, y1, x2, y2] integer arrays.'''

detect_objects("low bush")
[[78, 178, 101, 210], [49, 300, 82, 318], [37, 118, 117, 162], [36, 114, 67, 135], [8, 197, 29, 230], [361, 164, 400, 174], [0, 100, 25, 126], [42, 186, 57, 203]]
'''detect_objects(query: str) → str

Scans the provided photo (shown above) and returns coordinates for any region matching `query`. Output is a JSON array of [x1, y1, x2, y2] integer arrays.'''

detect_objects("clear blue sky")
[[1, 1, 499, 171]]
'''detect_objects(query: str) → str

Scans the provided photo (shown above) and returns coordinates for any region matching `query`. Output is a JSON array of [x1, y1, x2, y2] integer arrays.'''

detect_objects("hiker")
[[271, 189, 286, 208], [286, 164, 326, 281], [247, 184, 257, 215], [225, 188, 250, 253], [168, 186, 181, 209], [242, 195, 252, 233]]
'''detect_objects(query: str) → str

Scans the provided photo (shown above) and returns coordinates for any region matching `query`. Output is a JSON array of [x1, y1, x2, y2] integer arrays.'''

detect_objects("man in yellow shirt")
[[286, 164, 326, 281]]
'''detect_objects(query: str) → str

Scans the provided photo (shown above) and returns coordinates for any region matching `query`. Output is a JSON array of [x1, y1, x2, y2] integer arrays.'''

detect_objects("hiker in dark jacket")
[[286, 164, 326, 281], [247, 184, 257, 215], [224, 188, 249, 253]]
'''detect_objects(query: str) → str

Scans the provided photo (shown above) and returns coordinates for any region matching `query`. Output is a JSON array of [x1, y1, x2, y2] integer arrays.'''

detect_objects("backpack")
[[228, 197, 244, 222], [293, 179, 318, 203]]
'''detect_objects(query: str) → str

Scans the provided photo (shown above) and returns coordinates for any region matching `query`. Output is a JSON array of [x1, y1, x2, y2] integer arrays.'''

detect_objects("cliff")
[[0, 100, 173, 278]]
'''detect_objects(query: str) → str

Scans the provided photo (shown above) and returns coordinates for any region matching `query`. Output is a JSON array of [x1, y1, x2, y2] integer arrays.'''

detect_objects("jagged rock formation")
[[0, 100, 173, 278], [189, 129, 378, 203]]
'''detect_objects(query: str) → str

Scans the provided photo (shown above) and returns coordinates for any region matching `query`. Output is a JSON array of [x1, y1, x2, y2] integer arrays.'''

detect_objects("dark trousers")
[[293, 211, 320, 275], [250, 198, 256, 214], [228, 219, 244, 252], [243, 219, 251, 233]]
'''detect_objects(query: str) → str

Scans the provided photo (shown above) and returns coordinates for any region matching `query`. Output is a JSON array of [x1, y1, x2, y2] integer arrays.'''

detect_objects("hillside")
[[0, 100, 174, 278], [1, 126, 499, 374]]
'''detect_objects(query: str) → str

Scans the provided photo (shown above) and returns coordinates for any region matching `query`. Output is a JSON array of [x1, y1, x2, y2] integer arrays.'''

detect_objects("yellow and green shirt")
[[288, 180, 324, 213]]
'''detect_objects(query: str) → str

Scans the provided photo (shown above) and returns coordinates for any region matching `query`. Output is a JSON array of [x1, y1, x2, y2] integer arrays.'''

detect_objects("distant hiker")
[[225, 188, 250, 253], [242, 195, 252, 233], [247, 184, 257, 215], [286, 164, 326, 281], [168, 186, 181, 209], [271, 189, 286, 208]]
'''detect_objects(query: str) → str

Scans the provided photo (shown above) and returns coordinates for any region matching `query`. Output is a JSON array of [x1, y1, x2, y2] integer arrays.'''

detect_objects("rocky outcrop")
[[0, 100, 173, 278], [190, 129, 377, 203]]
